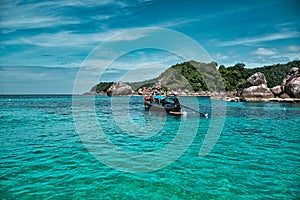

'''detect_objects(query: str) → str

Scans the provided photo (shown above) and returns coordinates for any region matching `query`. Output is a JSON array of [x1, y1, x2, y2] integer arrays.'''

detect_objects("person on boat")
[[153, 97, 158, 104], [161, 98, 166, 106], [174, 97, 180, 109]]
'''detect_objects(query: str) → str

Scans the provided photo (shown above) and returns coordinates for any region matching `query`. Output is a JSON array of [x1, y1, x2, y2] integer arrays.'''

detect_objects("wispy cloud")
[[3, 31, 107, 47], [0, 0, 135, 31], [155, 18, 202, 28], [0, 1, 75, 30], [3, 28, 148, 47], [34, 0, 129, 8], [252, 48, 278, 56], [0, 16, 77, 30], [215, 31, 300, 46]]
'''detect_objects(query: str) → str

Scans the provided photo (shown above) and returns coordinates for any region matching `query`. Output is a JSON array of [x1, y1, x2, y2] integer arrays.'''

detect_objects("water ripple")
[[0, 95, 299, 199]]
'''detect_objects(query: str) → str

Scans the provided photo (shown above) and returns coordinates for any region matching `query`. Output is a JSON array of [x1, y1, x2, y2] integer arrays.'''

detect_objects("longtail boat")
[[143, 95, 183, 115], [142, 87, 208, 117]]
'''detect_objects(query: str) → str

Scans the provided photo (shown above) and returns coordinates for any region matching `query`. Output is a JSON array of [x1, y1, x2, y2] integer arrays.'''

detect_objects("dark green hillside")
[[129, 78, 158, 91], [169, 61, 223, 92], [130, 61, 222, 92], [90, 82, 113, 93], [219, 63, 252, 91], [170, 61, 208, 92]]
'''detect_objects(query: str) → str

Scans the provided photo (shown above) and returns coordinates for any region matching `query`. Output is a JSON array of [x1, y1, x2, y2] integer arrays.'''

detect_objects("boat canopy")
[[166, 95, 177, 99], [152, 95, 165, 99]]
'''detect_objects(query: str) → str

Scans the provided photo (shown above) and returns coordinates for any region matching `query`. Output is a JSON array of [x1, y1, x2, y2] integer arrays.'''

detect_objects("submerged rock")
[[107, 82, 133, 96]]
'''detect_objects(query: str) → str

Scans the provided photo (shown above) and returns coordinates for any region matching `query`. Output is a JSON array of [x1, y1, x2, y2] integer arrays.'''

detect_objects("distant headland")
[[87, 60, 300, 103]]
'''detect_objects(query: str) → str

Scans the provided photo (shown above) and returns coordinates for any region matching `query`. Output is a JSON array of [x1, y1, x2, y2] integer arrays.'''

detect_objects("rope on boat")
[[181, 104, 208, 118]]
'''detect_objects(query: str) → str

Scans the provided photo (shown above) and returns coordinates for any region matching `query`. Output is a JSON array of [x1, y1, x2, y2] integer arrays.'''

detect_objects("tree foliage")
[[90, 82, 113, 93]]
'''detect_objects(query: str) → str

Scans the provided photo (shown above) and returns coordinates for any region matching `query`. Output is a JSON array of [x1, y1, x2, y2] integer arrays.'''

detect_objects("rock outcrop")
[[281, 67, 300, 98], [107, 81, 133, 96], [241, 72, 274, 98], [285, 77, 300, 98], [241, 86, 274, 98], [240, 68, 300, 101], [137, 88, 144, 95], [244, 72, 268, 88], [270, 85, 283, 97], [280, 93, 290, 99]]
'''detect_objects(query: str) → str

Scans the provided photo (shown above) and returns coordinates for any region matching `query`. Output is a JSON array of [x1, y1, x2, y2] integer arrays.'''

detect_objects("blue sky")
[[1, 0, 300, 94]]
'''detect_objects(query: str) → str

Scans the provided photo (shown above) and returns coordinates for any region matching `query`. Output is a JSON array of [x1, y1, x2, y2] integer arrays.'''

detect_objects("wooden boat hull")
[[144, 100, 181, 114], [143, 95, 208, 117]]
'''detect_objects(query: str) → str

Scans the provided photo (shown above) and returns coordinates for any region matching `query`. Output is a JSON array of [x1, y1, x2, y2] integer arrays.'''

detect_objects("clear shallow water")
[[1, 95, 299, 199]]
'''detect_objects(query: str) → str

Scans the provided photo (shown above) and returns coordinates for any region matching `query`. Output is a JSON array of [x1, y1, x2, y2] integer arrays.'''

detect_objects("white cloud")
[[252, 48, 278, 56], [109, 30, 149, 42], [218, 46, 299, 69], [242, 52, 299, 68], [215, 31, 300, 46], [155, 18, 202, 28], [287, 45, 300, 52], [215, 53, 229, 60]]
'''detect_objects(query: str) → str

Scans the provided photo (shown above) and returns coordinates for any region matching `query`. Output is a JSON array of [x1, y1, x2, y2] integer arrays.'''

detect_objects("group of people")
[[144, 95, 180, 108]]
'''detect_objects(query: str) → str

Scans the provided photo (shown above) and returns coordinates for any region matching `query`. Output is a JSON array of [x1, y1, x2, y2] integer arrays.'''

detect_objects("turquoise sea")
[[1, 95, 299, 199]]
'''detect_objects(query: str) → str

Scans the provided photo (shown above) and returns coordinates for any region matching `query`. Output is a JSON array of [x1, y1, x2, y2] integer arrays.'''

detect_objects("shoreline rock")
[[237, 69, 300, 102], [241, 86, 274, 98], [241, 72, 274, 99], [270, 85, 283, 97], [281, 67, 300, 98], [107, 82, 133, 96], [244, 72, 268, 88]]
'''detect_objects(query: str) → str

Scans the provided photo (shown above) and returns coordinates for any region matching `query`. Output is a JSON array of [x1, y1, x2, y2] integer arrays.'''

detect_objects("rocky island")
[[89, 60, 300, 102]]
